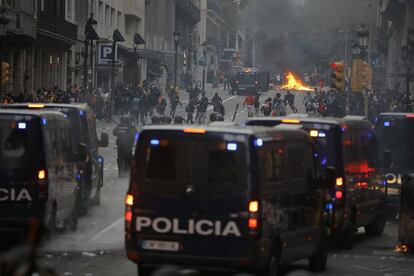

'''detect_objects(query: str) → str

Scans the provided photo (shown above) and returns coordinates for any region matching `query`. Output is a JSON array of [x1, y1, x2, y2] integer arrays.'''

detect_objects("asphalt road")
[[38, 86, 414, 276]]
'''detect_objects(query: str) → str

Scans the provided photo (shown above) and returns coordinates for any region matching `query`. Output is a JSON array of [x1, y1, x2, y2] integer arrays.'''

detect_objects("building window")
[[99, 1, 104, 24], [111, 8, 115, 27], [105, 5, 110, 27], [117, 12, 122, 29]]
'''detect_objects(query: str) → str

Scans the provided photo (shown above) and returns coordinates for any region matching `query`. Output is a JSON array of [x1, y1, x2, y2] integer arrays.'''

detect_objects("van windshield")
[[47, 107, 82, 146], [0, 115, 43, 170], [376, 116, 414, 172], [299, 124, 343, 172], [138, 133, 248, 199]]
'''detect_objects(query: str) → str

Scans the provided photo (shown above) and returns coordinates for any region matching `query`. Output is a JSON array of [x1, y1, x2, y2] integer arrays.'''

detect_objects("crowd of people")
[[1, 80, 411, 126], [253, 88, 410, 123]]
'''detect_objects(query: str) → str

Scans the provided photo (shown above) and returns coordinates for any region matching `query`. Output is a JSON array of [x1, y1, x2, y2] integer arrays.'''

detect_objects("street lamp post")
[[406, 28, 414, 112], [173, 30, 180, 90], [0, 14, 9, 100], [83, 13, 98, 96], [202, 41, 207, 93], [357, 25, 370, 118], [108, 29, 124, 121], [133, 33, 145, 92]]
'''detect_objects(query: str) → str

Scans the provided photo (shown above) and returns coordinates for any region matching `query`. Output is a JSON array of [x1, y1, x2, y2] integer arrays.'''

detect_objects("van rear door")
[[131, 131, 253, 259], [0, 114, 45, 222]]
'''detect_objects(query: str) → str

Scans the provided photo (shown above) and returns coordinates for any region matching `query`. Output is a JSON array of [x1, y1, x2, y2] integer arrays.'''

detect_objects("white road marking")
[[91, 217, 124, 241]]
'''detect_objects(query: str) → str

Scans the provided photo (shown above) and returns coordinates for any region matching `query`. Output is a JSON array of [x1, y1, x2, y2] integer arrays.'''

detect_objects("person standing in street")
[[243, 94, 255, 118], [285, 90, 298, 113], [197, 93, 209, 124], [211, 92, 223, 112]]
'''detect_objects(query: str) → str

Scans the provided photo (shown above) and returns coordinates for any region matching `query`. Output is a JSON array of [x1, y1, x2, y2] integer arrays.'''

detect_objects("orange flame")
[[281, 72, 313, 91]]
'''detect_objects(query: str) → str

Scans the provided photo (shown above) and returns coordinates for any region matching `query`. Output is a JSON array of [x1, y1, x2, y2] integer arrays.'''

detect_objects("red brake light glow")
[[125, 211, 133, 222], [406, 114, 414, 118], [248, 218, 258, 229]]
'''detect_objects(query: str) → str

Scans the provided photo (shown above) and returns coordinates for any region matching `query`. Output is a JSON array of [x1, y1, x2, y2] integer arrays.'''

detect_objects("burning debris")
[[281, 72, 313, 91]]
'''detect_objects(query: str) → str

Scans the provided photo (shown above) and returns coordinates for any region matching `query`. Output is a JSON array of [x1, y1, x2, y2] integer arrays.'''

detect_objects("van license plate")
[[141, 240, 179, 252]]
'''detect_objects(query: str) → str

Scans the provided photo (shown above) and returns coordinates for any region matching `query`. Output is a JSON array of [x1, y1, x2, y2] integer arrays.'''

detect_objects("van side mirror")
[[77, 143, 88, 162], [99, 133, 109, 148], [322, 166, 337, 189], [382, 150, 392, 170]]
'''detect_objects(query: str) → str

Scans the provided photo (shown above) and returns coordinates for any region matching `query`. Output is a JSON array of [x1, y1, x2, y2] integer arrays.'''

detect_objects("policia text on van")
[[125, 125, 335, 276]]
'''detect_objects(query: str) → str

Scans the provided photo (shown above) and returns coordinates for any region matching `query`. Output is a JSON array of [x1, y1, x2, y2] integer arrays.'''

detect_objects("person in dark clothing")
[[284, 91, 298, 113], [197, 93, 209, 124], [186, 101, 196, 124], [113, 115, 137, 177], [211, 92, 223, 112]]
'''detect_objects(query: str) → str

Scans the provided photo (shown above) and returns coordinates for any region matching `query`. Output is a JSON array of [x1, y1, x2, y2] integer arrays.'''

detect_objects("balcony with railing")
[[176, 0, 200, 23], [37, 11, 77, 43]]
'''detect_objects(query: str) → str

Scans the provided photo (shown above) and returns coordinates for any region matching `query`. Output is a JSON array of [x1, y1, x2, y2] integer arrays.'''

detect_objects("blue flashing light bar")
[[384, 121, 390, 127], [42, 118, 47, 125]]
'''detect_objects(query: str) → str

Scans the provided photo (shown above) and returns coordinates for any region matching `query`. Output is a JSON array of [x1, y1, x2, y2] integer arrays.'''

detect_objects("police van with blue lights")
[[1, 103, 109, 215], [0, 110, 81, 250], [375, 113, 414, 219], [245, 116, 388, 249], [125, 125, 333, 275]]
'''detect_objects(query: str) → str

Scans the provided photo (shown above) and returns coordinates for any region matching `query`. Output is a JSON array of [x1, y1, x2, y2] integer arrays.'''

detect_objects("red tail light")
[[248, 200, 260, 235], [125, 192, 136, 239], [125, 210, 133, 222], [248, 218, 258, 229], [335, 191, 343, 199]]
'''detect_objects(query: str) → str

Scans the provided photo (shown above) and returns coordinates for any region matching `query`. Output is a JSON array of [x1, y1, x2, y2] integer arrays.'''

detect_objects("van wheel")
[[78, 180, 89, 216], [365, 212, 386, 236], [266, 255, 279, 276], [309, 230, 328, 272], [337, 220, 354, 250], [137, 264, 154, 276], [66, 205, 78, 231]]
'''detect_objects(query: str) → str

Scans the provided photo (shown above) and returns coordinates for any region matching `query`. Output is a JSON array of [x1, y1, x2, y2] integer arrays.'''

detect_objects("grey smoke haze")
[[242, 0, 376, 74]]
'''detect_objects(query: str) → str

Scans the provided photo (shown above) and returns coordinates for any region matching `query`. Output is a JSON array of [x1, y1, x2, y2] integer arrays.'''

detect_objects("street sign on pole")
[[98, 43, 118, 64]]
